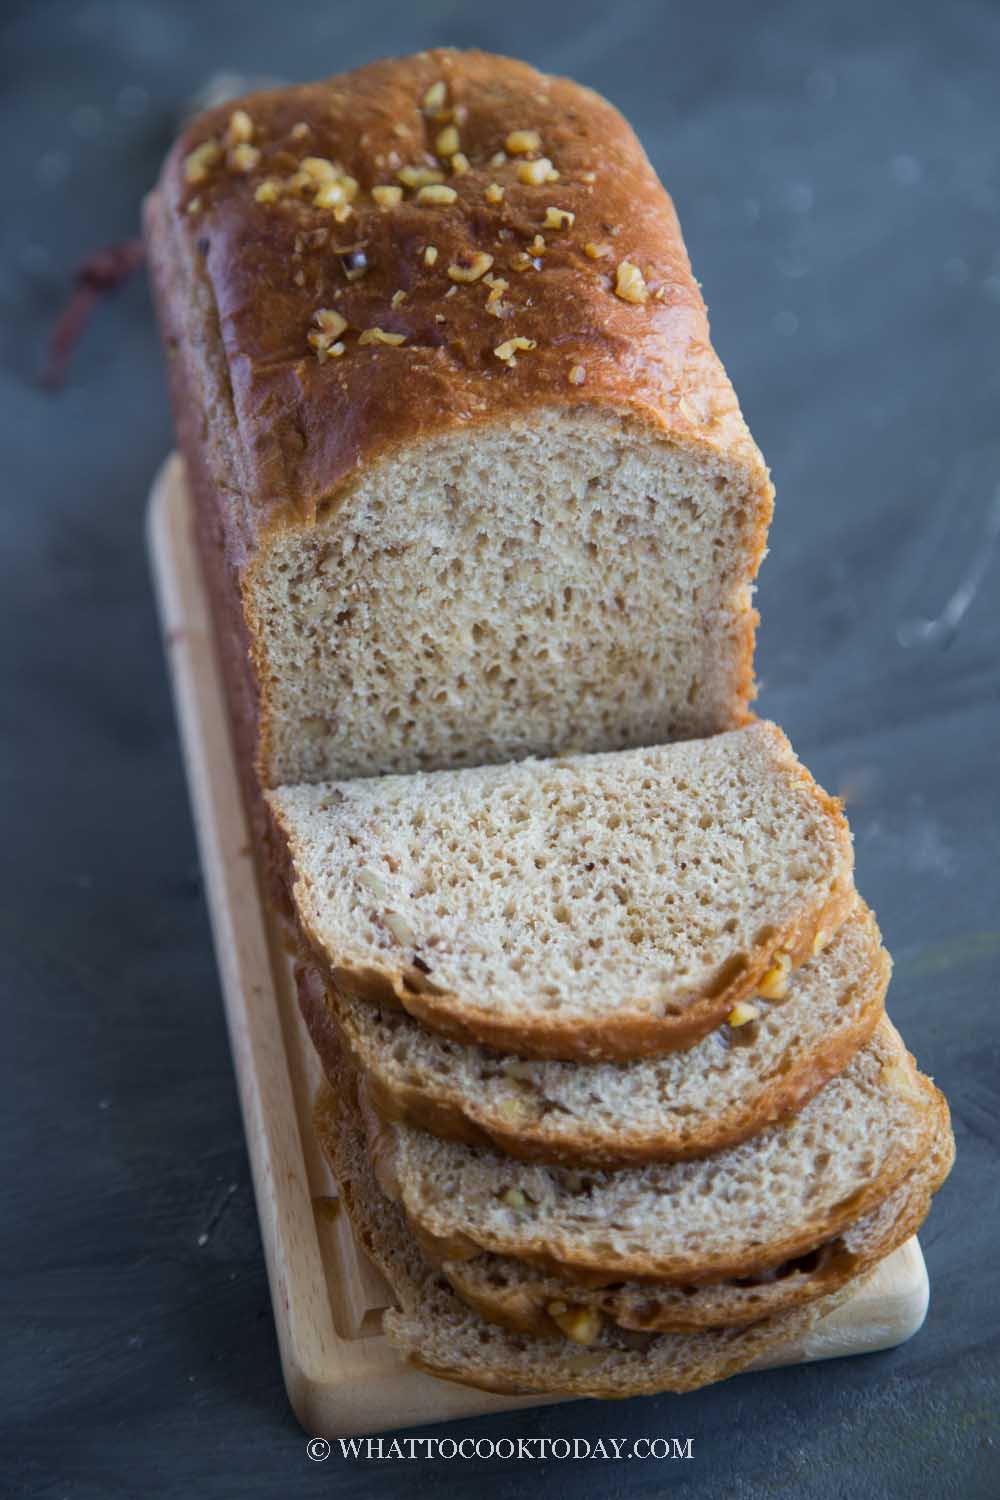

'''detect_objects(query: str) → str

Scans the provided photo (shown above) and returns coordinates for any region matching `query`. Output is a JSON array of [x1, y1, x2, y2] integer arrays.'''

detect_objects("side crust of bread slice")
[[442, 1111, 954, 1335], [363, 1018, 948, 1286], [297, 897, 889, 1167]]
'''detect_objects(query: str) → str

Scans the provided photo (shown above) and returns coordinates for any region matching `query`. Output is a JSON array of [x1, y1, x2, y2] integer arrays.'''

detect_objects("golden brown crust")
[[296, 909, 890, 1164], [146, 48, 774, 791]]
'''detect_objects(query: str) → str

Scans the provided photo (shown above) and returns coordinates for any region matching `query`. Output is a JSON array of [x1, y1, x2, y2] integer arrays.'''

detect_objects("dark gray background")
[[3, 0, 998, 1496]]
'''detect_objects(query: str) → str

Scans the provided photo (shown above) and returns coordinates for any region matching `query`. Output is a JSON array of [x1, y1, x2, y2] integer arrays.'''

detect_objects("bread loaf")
[[145, 48, 773, 791], [269, 722, 854, 1059]]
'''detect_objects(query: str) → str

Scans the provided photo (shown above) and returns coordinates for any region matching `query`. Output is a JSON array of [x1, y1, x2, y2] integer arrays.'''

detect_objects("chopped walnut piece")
[[484, 182, 505, 204], [423, 245, 439, 266], [300, 156, 337, 182], [417, 184, 457, 205], [359, 327, 407, 346], [483, 274, 509, 316], [397, 165, 446, 189], [517, 157, 559, 186], [391, 289, 407, 308], [290, 121, 310, 140], [490, 150, 507, 168], [584, 241, 612, 259], [510, 251, 535, 272], [292, 268, 305, 287], [543, 206, 575, 230], [450, 152, 470, 175], [580, 170, 597, 184], [313, 307, 348, 337], [506, 129, 541, 154], [494, 335, 537, 365], [372, 184, 403, 208], [568, 363, 586, 385], [183, 140, 221, 184], [422, 80, 447, 113], [530, 234, 546, 253], [436, 124, 460, 156], [447, 252, 494, 283], [254, 177, 281, 204], [225, 109, 253, 146], [308, 307, 348, 361], [615, 260, 648, 303], [313, 180, 348, 208]]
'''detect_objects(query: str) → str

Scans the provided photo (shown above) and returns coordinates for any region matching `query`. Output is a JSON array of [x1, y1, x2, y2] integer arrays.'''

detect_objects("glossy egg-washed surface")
[[154, 48, 768, 536]]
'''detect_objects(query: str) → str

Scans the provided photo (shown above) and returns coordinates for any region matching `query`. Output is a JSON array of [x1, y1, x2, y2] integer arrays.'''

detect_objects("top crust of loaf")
[[150, 48, 771, 550]]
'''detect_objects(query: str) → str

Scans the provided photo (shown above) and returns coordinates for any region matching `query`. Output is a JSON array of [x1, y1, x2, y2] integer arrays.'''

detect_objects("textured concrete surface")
[[2, 1, 998, 1496]]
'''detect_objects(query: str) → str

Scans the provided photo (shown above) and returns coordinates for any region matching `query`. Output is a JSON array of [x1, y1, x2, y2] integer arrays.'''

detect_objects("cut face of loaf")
[[443, 1115, 954, 1336], [253, 411, 770, 784], [298, 898, 889, 1166], [269, 722, 855, 1059], [314, 1083, 865, 1398], [364, 1019, 947, 1285], [145, 48, 775, 789]]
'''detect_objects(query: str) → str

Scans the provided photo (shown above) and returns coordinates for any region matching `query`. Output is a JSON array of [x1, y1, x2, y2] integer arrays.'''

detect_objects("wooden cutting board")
[[147, 453, 932, 1438]]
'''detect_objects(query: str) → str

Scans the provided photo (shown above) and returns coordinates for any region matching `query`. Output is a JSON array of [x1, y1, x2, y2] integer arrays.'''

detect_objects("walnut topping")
[[300, 156, 337, 182], [584, 241, 612, 259], [490, 150, 507, 168], [359, 327, 407, 346], [398, 165, 445, 189], [450, 152, 470, 175], [543, 206, 575, 230], [308, 307, 348, 361], [417, 183, 457, 204], [517, 157, 559, 185], [391, 289, 407, 308], [225, 109, 253, 147], [290, 121, 310, 141], [484, 274, 509, 316], [183, 140, 221, 184], [423, 245, 438, 266], [254, 177, 281, 204], [510, 250, 535, 272], [530, 234, 546, 254], [580, 170, 597, 184], [372, 184, 403, 208], [484, 182, 505, 203], [568, 363, 586, 385], [494, 336, 537, 366], [435, 124, 460, 156], [506, 129, 541, 154], [422, 80, 447, 113], [447, 252, 494, 283], [615, 260, 648, 303]]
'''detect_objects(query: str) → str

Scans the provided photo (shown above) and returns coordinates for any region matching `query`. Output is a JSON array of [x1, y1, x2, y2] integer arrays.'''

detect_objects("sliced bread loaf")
[[314, 1084, 866, 1398], [298, 897, 888, 1166], [442, 1112, 954, 1335], [363, 1018, 946, 1284], [270, 721, 855, 1060]]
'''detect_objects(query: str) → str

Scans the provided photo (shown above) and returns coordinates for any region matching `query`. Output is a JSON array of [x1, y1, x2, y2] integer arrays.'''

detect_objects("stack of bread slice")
[[269, 724, 954, 1397], [146, 47, 954, 1400]]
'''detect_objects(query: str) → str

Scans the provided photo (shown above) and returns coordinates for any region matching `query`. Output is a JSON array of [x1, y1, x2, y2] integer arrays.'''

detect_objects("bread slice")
[[298, 897, 888, 1166], [270, 721, 855, 1060], [147, 50, 775, 793], [314, 1085, 867, 1398], [363, 1018, 946, 1284], [442, 1113, 954, 1335]]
